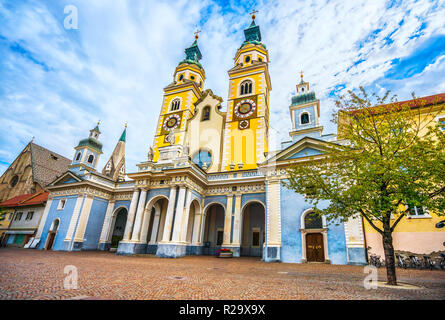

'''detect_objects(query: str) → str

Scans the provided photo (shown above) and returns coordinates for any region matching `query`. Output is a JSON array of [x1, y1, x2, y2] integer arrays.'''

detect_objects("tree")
[[284, 88, 445, 285]]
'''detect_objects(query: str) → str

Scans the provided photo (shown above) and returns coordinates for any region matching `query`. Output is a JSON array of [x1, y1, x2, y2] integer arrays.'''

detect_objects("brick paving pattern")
[[0, 248, 444, 300]]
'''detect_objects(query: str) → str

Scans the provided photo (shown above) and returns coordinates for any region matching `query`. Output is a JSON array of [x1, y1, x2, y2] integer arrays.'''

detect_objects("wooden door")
[[46, 232, 56, 250], [306, 233, 324, 262]]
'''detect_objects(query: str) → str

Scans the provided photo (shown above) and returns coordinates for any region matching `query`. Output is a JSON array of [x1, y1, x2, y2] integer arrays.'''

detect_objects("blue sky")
[[0, 0, 444, 176]]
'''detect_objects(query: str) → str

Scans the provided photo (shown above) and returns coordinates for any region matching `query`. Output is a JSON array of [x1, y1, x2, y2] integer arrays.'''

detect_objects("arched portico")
[[201, 202, 225, 255], [139, 195, 169, 254], [240, 201, 265, 257], [107, 207, 128, 250]]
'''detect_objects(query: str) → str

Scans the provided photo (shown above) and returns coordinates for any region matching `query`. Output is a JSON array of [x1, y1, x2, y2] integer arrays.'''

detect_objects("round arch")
[[185, 198, 202, 244], [201, 202, 226, 254], [139, 195, 170, 245], [238, 77, 256, 96], [107, 207, 128, 248], [300, 208, 327, 229], [203, 201, 226, 216]]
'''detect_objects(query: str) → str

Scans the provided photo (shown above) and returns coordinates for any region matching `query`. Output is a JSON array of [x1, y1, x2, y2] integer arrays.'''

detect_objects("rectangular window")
[[26, 211, 34, 220], [439, 117, 445, 131], [57, 199, 66, 210], [216, 230, 224, 246], [408, 205, 425, 216], [252, 230, 260, 247], [15, 212, 23, 221]]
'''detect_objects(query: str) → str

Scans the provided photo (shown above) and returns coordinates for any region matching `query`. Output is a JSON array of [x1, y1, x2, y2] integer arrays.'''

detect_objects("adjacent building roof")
[[350, 93, 445, 115], [30, 143, 72, 187], [0, 191, 49, 208]]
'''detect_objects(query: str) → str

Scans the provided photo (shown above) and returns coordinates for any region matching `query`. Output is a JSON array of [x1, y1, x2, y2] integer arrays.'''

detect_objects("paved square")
[[0, 248, 444, 300]]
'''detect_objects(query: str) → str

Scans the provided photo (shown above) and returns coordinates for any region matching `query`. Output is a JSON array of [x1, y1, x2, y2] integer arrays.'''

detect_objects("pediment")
[[50, 171, 83, 186], [268, 137, 337, 163]]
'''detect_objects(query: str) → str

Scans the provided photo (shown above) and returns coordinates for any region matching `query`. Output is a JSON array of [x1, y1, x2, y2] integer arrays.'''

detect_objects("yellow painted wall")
[[153, 84, 200, 162], [223, 44, 270, 171]]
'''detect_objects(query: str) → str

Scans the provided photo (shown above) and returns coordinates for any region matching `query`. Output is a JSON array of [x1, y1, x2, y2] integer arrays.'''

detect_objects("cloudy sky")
[[0, 0, 444, 176]]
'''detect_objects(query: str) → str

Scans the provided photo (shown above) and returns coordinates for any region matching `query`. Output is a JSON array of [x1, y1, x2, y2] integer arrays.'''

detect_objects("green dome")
[[77, 137, 103, 153], [291, 92, 316, 106]]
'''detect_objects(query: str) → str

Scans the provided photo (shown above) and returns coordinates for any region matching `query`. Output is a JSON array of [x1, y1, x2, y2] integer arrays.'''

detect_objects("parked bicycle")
[[409, 255, 423, 269], [369, 254, 383, 268], [396, 253, 409, 269], [440, 253, 445, 270], [423, 255, 434, 270]]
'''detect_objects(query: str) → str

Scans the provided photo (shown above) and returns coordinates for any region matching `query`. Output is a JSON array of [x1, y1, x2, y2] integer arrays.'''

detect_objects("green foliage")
[[285, 87, 445, 234]]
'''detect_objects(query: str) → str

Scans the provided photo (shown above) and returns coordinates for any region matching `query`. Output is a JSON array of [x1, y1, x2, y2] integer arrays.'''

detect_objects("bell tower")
[[70, 121, 103, 174], [152, 31, 205, 163], [222, 12, 271, 171]]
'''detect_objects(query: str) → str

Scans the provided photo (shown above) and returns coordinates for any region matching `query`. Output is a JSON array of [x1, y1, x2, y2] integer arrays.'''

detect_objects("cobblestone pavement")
[[0, 248, 444, 300]]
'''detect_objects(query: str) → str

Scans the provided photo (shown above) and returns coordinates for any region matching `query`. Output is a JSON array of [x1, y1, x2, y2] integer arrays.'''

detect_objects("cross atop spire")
[[194, 29, 201, 40], [250, 9, 258, 20]]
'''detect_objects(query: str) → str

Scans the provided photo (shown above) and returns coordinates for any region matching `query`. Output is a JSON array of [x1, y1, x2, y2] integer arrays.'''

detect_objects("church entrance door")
[[306, 233, 324, 262]]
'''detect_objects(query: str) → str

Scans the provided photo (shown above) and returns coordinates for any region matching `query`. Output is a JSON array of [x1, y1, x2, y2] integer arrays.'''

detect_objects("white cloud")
[[0, 0, 444, 177]]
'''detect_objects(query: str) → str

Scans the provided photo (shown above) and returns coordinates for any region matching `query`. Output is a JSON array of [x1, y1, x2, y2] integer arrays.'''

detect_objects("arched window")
[[240, 80, 253, 96], [75, 152, 81, 161], [300, 112, 310, 125], [171, 99, 180, 111], [201, 106, 210, 121], [50, 219, 60, 232], [87, 155, 94, 164], [304, 211, 323, 229], [192, 150, 212, 170]]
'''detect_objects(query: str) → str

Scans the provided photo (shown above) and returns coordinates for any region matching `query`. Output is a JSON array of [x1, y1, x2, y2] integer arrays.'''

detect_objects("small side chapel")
[[33, 14, 366, 265]]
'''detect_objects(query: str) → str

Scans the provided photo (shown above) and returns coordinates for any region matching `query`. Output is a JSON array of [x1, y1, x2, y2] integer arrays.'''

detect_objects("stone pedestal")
[[98, 242, 111, 251], [156, 243, 186, 258], [264, 246, 281, 262], [116, 241, 147, 255]]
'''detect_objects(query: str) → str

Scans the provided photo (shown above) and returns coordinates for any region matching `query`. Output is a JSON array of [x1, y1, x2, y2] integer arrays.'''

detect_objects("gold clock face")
[[239, 103, 252, 114], [234, 99, 256, 119], [163, 114, 181, 131], [167, 118, 177, 128]]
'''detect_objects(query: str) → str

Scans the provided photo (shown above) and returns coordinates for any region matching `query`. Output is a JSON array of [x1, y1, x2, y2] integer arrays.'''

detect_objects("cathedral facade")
[[33, 17, 367, 265]]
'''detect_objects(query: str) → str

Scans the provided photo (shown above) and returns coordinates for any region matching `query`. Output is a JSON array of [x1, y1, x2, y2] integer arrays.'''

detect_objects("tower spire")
[[243, 10, 262, 44], [102, 124, 126, 181]]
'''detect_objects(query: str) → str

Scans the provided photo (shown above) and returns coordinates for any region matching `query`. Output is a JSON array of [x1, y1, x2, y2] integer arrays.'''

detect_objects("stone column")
[[191, 211, 202, 245], [171, 186, 187, 242], [98, 200, 116, 249], [130, 189, 148, 242], [179, 188, 192, 243], [64, 195, 85, 244], [122, 189, 140, 241], [149, 206, 161, 244], [161, 187, 177, 242], [72, 195, 94, 250], [264, 179, 282, 262], [140, 204, 154, 245], [231, 195, 242, 246], [222, 195, 233, 246]]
